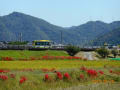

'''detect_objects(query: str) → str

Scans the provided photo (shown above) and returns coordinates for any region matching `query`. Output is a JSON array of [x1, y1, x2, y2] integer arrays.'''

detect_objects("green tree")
[[65, 45, 80, 56], [8, 41, 28, 45], [111, 49, 118, 58], [96, 47, 109, 58]]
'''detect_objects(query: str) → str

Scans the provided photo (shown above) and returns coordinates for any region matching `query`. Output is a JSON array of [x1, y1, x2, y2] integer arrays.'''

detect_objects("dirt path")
[[84, 52, 93, 60], [76, 51, 98, 60]]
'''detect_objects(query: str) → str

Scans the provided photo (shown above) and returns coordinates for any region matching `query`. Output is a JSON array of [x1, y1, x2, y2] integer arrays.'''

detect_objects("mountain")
[[0, 12, 120, 45], [92, 28, 120, 45], [68, 21, 120, 45]]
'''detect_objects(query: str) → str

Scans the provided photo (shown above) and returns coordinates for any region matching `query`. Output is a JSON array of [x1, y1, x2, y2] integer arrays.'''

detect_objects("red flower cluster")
[[0, 69, 9, 73], [29, 56, 36, 60], [56, 72, 62, 80], [0, 75, 8, 80], [80, 74, 84, 79], [1, 57, 13, 61], [19, 76, 27, 84], [0, 70, 4, 73], [44, 74, 51, 81], [64, 72, 70, 80], [10, 74, 16, 78], [42, 56, 86, 60], [98, 70, 104, 75], [80, 66, 87, 71], [45, 74, 49, 80], [109, 70, 113, 73], [87, 69, 97, 77]]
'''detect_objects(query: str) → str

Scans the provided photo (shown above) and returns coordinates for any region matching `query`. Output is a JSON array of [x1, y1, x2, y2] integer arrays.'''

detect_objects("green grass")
[[55, 83, 120, 90], [0, 60, 120, 70], [0, 50, 120, 90], [0, 50, 68, 60]]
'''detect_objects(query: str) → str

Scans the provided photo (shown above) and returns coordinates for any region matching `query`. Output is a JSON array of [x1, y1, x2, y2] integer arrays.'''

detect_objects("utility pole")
[[60, 31, 63, 45], [20, 33, 22, 42]]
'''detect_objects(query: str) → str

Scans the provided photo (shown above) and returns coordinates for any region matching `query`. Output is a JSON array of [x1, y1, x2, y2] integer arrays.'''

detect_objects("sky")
[[0, 0, 120, 27]]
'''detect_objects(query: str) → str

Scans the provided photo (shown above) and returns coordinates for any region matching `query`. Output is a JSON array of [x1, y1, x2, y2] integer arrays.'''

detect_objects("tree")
[[96, 47, 109, 58], [65, 45, 80, 56], [111, 49, 118, 58]]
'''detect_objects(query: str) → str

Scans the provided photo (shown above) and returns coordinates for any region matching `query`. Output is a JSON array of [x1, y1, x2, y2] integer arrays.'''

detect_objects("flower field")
[[0, 50, 120, 90], [0, 65, 120, 90]]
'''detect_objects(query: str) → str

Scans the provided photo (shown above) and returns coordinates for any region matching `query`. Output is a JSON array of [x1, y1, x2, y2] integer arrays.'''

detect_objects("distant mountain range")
[[92, 28, 120, 45], [0, 12, 120, 45]]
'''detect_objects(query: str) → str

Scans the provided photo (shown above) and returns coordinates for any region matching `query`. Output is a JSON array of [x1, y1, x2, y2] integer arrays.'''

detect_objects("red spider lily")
[[87, 69, 97, 77], [19, 76, 27, 84], [80, 74, 84, 79], [55, 56, 60, 59], [56, 72, 63, 80], [29, 56, 36, 60], [80, 66, 87, 71], [109, 70, 113, 73], [2, 57, 13, 61], [10, 74, 16, 78], [66, 56, 73, 59], [44, 74, 51, 81], [98, 70, 104, 75], [19, 79, 25, 84], [0, 75, 8, 80], [45, 74, 49, 80], [42, 56, 49, 60], [64, 72, 70, 80], [59, 56, 65, 60], [21, 76, 27, 81], [0, 70, 4, 73], [41, 55, 86, 60], [73, 56, 80, 59], [0, 69, 10, 73]]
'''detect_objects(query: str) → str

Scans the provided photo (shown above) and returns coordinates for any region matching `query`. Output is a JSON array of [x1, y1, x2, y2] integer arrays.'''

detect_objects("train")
[[32, 40, 54, 48]]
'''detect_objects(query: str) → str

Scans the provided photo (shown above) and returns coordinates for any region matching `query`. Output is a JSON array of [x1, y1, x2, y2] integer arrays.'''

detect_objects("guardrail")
[[0, 45, 65, 50], [0, 45, 98, 51]]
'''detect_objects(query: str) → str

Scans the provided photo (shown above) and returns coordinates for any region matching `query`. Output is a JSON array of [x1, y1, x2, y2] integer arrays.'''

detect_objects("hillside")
[[92, 28, 120, 45], [0, 12, 120, 45]]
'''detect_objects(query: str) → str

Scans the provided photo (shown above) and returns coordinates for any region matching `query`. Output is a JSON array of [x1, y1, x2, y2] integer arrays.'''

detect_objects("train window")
[[35, 42, 50, 46]]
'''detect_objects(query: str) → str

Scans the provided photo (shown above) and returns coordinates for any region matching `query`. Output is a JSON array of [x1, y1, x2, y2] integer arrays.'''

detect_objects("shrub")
[[65, 45, 80, 56], [96, 47, 109, 58], [111, 49, 118, 58]]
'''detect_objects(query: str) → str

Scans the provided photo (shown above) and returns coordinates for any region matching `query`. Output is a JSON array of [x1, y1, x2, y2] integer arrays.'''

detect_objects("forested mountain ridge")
[[0, 12, 120, 45], [92, 28, 120, 45]]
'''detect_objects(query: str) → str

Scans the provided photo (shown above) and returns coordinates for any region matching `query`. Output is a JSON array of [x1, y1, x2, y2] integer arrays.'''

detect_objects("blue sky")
[[0, 0, 120, 27]]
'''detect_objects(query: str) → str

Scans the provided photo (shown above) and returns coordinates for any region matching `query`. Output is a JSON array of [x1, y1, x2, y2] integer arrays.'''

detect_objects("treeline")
[[8, 41, 29, 45]]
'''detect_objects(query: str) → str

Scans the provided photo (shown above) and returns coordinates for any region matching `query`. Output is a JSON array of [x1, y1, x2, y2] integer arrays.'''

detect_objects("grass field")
[[0, 60, 120, 70], [0, 50, 68, 59], [0, 50, 120, 90]]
